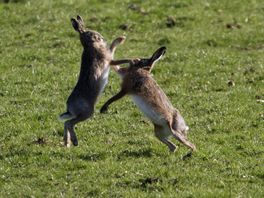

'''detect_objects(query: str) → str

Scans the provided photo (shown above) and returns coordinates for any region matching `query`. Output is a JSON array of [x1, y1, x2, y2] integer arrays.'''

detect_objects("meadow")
[[0, 0, 263, 197]]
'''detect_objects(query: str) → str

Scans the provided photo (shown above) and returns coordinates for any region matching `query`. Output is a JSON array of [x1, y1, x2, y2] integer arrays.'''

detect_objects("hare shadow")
[[117, 148, 153, 159], [79, 152, 106, 162]]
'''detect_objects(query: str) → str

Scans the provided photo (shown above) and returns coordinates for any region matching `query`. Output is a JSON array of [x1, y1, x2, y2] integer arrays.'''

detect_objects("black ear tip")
[[77, 15, 81, 19], [71, 18, 79, 31], [160, 46, 166, 54]]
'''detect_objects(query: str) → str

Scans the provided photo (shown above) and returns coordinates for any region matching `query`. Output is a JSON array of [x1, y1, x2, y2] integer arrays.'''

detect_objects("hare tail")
[[58, 111, 75, 122]]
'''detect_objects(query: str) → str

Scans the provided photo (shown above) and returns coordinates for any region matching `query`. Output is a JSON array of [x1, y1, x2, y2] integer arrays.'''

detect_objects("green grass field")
[[0, 0, 263, 197]]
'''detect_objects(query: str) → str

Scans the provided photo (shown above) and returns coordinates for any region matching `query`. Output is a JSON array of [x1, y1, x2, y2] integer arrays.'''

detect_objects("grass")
[[0, 0, 263, 197]]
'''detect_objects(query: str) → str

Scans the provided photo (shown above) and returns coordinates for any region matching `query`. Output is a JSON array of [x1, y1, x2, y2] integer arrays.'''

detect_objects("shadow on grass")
[[32, 137, 47, 145], [116, 177, 169, 192], [1, 0, 28, 3], [117, 148, 153, 160], [116, 176, 181, 192], [86, 189, 100, 197], [79, 152, 106, 162]]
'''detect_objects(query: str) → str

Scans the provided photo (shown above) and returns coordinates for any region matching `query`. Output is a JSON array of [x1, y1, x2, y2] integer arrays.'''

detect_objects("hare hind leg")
[[171, 128, 196, 151], [154, 124, 177, 152], [170, 114, 196, 151], [64, 120, 78, 147], [64, 109, 94, 147], [64, 122, 71, 147]]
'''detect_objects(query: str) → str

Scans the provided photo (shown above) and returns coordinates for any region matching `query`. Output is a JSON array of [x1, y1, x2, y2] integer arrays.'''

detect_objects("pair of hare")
[[59, 15, 196, 153]]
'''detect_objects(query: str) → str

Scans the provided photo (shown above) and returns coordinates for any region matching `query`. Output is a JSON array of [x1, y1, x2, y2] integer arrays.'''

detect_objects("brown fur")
[[59, 15, 125, 147], [101, 47, 196, 152]]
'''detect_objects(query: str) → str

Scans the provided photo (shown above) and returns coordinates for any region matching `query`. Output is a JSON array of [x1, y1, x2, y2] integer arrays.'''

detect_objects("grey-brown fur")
[[59, 15, 125, 147], [102, 47, 196, 152]]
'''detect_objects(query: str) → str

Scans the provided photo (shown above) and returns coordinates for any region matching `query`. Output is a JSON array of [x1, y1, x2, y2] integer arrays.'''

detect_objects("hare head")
[[129, 46, 166, 72], [110, 46, 166, 77], [71, 15, 106, 48]]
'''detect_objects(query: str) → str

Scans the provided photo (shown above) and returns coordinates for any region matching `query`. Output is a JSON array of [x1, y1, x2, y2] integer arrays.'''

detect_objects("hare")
[[102, 47, 196, 152], [59, 15, 125, 147]]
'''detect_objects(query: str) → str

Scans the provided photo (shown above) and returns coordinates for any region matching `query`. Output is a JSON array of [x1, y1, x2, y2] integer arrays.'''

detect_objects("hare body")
[[126, 69, 189, 138], [131, 95, 168, 126], [59, 15, 125, 147], [102, 47, 196, 152]]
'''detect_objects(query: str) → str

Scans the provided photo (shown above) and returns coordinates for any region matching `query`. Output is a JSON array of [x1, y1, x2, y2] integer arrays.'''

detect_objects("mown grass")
[[0, 0, 263, 197]]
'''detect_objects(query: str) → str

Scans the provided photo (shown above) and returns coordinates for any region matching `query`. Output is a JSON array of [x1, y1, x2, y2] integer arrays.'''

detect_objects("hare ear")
[[146, 47, 166, 72], [150, 46, 166, 64], [71, 17, 85, 33], [77, 15, 85, 26], [71, 18, 80, 32]]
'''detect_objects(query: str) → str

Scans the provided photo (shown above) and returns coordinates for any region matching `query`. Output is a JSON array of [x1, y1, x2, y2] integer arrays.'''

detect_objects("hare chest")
[[131, 95, 167, 126], [99, 66, 110, 95]]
